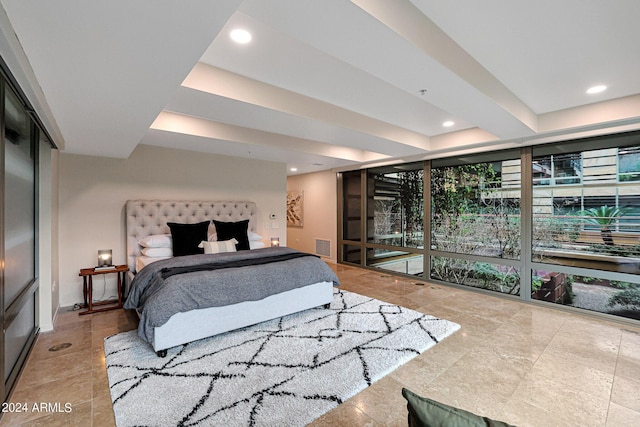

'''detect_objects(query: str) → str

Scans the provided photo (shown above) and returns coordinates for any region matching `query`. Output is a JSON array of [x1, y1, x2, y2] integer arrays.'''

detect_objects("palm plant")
[[579, 205, 630, 246]]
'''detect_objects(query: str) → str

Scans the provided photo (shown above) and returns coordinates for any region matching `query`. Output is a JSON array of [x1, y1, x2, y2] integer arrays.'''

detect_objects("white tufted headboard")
[[126, 200, 258, 273]]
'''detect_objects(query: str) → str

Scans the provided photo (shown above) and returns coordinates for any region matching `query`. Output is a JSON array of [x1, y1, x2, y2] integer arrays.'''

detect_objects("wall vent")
[[315, 239, 331, 257]]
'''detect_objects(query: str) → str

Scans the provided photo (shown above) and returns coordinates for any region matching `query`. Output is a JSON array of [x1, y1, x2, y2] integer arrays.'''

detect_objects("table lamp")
[[98, 249, 113, 267]]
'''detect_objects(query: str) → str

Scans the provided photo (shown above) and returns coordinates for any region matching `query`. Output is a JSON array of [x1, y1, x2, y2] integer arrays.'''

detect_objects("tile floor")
[[2, 263, 640, 426]]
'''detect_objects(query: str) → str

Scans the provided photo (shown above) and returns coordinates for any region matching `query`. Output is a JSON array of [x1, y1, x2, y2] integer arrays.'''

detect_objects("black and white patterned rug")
[[104, 289, 459, 426]]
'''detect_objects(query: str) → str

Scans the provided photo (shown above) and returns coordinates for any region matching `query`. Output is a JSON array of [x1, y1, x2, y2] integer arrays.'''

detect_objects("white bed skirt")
[[153, 281, 335, 352]]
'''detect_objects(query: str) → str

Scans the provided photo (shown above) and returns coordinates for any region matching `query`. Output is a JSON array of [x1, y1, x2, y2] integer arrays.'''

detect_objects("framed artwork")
[[287, 190, 304, 227]]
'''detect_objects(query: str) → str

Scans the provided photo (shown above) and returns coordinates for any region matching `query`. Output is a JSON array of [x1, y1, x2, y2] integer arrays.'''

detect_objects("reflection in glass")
[[367, 248, 423, 276], [367, 163, 423, 248], [619, 145, 640, 182]]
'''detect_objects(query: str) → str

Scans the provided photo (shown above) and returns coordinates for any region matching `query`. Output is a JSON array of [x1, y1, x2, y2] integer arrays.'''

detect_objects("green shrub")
[[563, 275, 575, 305], [531, 275, 544, 292], [610, 281, 640, 290], [608, 288, 640, 310]]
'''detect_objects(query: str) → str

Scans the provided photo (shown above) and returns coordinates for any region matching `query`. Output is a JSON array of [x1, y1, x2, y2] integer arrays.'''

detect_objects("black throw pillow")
[[212, 219, 250, 250], [167, 221, 210, 256]]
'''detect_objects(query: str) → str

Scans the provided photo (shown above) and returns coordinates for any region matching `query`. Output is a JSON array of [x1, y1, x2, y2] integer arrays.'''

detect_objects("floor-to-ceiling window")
[[339, 131, 640, 323], [531, 133, 640, 319], [430, 150, 522, 295]]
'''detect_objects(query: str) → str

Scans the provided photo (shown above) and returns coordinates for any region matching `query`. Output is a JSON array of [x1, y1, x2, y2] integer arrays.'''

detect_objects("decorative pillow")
[[141, 247, 173, 257], [209, 227, 260, 243], [198, 239, 238, 254], [138, 234, 172, 248], [401, 388, 514, 427], [212, 219, 250, 250], [167, 221, 210, 256]]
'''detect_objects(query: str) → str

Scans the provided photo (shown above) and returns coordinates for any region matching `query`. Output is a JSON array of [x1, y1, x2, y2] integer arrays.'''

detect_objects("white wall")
[[58, 144, 287, 307], [286, 170, 337, 263]]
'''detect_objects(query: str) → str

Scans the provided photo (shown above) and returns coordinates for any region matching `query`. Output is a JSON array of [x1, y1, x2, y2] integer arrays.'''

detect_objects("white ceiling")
[[2, 0, 640, 175]]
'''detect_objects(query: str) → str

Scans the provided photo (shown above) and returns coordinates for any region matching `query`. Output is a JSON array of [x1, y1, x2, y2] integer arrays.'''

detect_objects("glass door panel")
[[3, 86, 35, 309]]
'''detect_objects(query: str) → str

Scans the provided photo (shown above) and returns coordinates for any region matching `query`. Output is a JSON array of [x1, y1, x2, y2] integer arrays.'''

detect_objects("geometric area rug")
[[104, 289, 460, 426]]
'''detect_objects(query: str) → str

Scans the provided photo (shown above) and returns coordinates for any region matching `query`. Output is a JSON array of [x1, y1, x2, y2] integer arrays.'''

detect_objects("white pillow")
[[141, 247, 173, 257], [138, 234, 172, 248], [248, 231, 263, 241], [198, 238, 238, 254]]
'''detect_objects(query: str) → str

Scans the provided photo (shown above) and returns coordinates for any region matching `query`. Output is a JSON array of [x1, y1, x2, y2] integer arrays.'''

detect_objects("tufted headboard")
[[125, 200, 258, 273]]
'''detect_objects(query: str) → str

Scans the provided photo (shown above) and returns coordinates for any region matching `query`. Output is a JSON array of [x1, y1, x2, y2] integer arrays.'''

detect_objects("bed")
[[123, 200, 338, 357]]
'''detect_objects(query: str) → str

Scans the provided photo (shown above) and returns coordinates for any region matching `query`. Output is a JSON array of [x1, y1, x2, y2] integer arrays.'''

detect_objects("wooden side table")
[[78, 265, 129, 315]]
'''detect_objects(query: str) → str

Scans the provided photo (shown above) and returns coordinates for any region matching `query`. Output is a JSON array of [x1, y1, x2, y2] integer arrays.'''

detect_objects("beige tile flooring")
[[2, 263, 640, 426]]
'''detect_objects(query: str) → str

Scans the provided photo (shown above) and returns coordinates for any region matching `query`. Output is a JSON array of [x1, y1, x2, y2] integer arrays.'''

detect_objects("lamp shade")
[[98, 249, 112, 267], [270, 237, 280, 247]]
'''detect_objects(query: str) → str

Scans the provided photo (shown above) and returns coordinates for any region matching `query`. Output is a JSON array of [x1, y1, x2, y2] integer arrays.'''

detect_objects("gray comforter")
[[124, 247, 340, 345]]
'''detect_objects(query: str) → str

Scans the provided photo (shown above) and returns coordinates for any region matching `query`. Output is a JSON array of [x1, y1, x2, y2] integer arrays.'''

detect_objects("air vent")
[[315, 239, 331, 257]]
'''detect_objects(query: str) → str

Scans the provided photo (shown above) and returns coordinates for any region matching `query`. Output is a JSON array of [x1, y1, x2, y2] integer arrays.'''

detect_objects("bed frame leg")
[[156, 349, 167, 358]]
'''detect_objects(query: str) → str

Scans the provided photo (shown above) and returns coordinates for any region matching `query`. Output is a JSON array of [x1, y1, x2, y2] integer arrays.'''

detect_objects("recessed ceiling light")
[[230, 28, 252, 44], [442, 121, 455, 127], [290, 167, 298, 172], [586, 85, 607, 94]]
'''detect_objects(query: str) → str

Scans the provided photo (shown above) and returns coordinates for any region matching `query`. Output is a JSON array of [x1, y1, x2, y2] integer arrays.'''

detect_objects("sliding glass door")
[[1, 74, 39, 402]]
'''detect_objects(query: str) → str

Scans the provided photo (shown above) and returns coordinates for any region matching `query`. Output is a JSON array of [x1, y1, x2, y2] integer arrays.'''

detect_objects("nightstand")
[[78, 265, 129, 315]]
